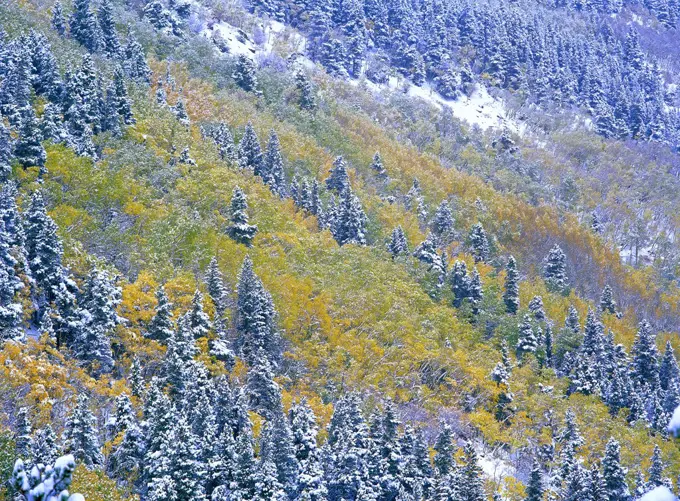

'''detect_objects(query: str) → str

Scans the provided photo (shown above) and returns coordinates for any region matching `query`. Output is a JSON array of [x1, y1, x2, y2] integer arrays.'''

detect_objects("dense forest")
[[2, 0, 680, 499]]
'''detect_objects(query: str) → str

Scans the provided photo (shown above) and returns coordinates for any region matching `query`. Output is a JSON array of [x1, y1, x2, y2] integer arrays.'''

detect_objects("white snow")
[[667, 404, 680, 436], [638, 486, 677, 501], [203, 22, 257, 58], [477, 453, 515, 483], [352, 77, 526, 135]]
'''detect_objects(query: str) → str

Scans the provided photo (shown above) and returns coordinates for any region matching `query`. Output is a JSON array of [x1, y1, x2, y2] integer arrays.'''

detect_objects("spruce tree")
[[0, 123, 12, 182], [51, 1, 67, 36], [111, 66, 135, 125], [14, 106, 47, 172], [205, 257, 228, 323], [233, 54, 259, 92], [24, 191, 66, 305], [332, 186, 367, 246], [0, 219, 23, 341], [659, 340, 680, 392], [325, 156, 350, 194], [388, 226, 409, 258], [503, 255, 520, 314], [525, 459, 544, 501], [235, 256, 282, 366], [631, 319, 659, 386], [450, 260, 470, 307], [123, 34, 152, 84], [516, 314, 538, 359], [528, 296, 545, 322], [544, 244, 568, 293], [63, 394, 104, 469], [247, 350, 283, 419], [187, 289, 210, 339], [261, 130, 287, 197], [227, 186, 258, 247], [370, 151, 387, 179], [432, 200, 455, 244], [461, 442, 486, 501], [171, 98, 190, 126], [600, 285, 617, 315], [147, 285, 174, 343], [69, 0, 102, 52], [98, 0, 121, 57], [433, 423, 455, 476], [238, 122, 263, 172], [15, 407, 33, 460], [295, 70, 316, 110], [565, 305, 580, 334], [469, 223, 490, 263], [468, 267, 483, 315], [601, 438, 631, 501], [31, 425, 59, 466]]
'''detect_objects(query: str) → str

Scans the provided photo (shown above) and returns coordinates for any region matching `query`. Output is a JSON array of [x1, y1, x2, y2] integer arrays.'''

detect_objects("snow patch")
[[667, 404, 680, 435], [638, 486, 677, 501], [477, 452, 515, 483]]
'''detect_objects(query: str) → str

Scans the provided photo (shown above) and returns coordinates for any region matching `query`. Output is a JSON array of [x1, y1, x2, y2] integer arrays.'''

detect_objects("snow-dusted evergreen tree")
[[0, 219, 23, 341], [247, 350, 283, 418], [227, 186, 258, 247], [75, 267, 119, 374], [517, 314, 538, 359], [525, 459, 544, 501], [31, 425, 59, 466], [631, 319, 659, 386], [325, 156, 350, 194], [468, 267, 483, 315], [70, 0, 102, 52], [40, 103, 66, 143], [205, 257, 228, 322], [0, 123, 12, 182], [123, 33, 152, 83], [433, 422, 455, 476], [450, 259, 470, 307], [527, 296, 545, 322], [12, 454, 83, 501], [129, 356, 145, 397], [187, 289, 210, 339], [600, 285, 617, 315], [24, 191, 65, 305], [565, 305, 580, 334], [98, 0, 121, 57], [659, 340, 680, 392], [15, 407, 32, 460], [388, 226, 409, 258], [238, 122, 263, 172], [469, 223, 490, 263], [544, 244, 568, 293], [332, 186, 367, 246], [171, 98, 190, 126], [235, 256, 281, 366], [146, 285, 174, 343], [503, 255, 519, 314], [370, 151, 387, 179], [460, 442, 486, 501], [295, 70, 316, 110], [233, 54, 259, 92], [51, 1, 67, 36], [111, 66, 135, 125], [413, 233, 445, 275], [212, 122, 237, 162], [261, 130, 287, 197], [602, 438, 631, 501], [14, 106, 47, 172], [432, 200, 455, 244], [63, 394, 103, 469]]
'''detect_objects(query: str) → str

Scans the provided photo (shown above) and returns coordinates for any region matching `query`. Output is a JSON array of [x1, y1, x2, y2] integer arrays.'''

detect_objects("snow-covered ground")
[[477, 453, 515, 483], [199, 7, 527, 136]]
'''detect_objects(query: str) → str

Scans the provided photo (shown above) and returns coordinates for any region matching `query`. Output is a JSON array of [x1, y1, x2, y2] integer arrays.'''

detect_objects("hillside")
[[1, 0, 680, 499]]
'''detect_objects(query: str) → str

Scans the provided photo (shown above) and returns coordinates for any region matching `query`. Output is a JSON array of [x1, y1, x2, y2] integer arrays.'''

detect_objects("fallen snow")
[[638, 486, 677, 501], [477, 453, 515, 483], [667, 404, 680, 436]]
